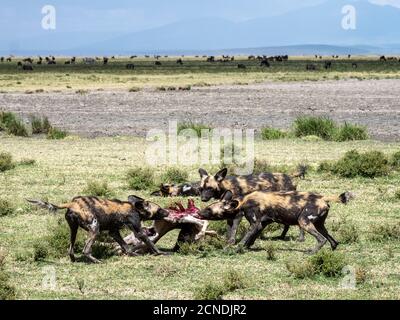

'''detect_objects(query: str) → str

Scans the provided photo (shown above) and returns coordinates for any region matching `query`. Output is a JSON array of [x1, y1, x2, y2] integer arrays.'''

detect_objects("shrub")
[[6, 117, 28, 137], [390, 151, 400, 168], [47, 127, 68, 140], [33, 241, 49, 261], [334, 123, 369, 142], [222, 270, 246, 291], [294, 116, 336, 140], [261, 127, 287, 140], [0, 152, 15, 172], [18, 158, 36, 166], [0, 251, 16, 300], [128, 87, 140, 92], [286, 260, 315, 279], [160, 167, 188, 184], [30, 115, 51, 134], [157, 86, 166, 91], [178, 85, 191, 91], [127, 167, 155, 190], [394, 189, 400, 201], [83, 180, 114, 197], [369, 223, 400, 242], [0, 199, 14, 217], [330, 150, 390, 178], [0, 111, 28, 136], [310, 250, 346, 277], [193, 283, 225, 300], [265, 242, 277, 261], [338, 224, 359, 244], [177, 121, 211, 137]]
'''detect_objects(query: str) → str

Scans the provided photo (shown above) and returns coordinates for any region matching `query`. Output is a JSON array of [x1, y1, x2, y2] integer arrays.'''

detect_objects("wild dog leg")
[[128, 219, 165, 255], [227, 212, 243, 244], [66, 211, 78, 262], [109, 229, 138, 256], [298, 218, 327, 254], [83, 231, 100, 263]]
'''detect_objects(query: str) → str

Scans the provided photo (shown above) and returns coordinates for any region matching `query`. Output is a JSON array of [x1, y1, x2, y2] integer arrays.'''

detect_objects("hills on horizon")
[[2, 0, 400, 56]]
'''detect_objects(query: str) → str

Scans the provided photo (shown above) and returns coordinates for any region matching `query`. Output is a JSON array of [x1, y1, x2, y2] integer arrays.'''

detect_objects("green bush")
[[0, 111, 28, 136], [30, 115, 52, 134], [0, 251, 16, 300], [18, 158, 36, 166], [394, 189, 400, 201], [252, 159, 272, 175], [33, 241, 49, 261], [47, 127, 68, 140], [330, 150, 390, 178], [293, 117, 368, 142], [177, 121, 211, 137], [334, 123, 369, 142], [83, 180, 114, 197], [286, 259, 315, 279], [310, 250, 346, 277], [265, 242, 277, 261], [294, 116, 336, 140], [336, 223, 359, 244], [160, 167, 188, 184], [390, 151, 400, 168], [0, 152, 15, 172], [369, 223, 400, 242], [193, 283, 225, 300], [261, 127, 287, 140], [0, 199, 14, 217], [222, 270, 246, 291], [127, 167, 155, 190]]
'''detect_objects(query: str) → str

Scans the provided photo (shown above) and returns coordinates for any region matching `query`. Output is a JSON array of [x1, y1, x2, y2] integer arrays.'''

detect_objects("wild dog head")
[[128, 195, 169, 220], [199, 191, 240, 220], [198, 168, 228, 202]]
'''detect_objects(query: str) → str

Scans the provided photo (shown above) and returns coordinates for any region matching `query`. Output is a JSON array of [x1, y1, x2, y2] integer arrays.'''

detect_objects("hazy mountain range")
[[2, 0, 400, 55]]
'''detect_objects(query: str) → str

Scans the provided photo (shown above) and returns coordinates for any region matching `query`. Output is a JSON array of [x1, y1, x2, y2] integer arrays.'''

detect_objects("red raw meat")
[[166, 199, 204, 220]]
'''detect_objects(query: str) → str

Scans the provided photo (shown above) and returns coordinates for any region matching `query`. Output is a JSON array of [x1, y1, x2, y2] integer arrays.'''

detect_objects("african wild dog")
[[198, 167, 307, 244], [199, 190, 354, 254], [26, 195, 169, 263], [151, 182, 201, 197], [123, 199, 217, 253]]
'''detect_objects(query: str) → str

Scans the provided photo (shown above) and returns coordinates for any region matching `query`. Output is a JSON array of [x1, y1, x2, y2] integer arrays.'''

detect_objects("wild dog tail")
[[323, 192, 355, 205], [291, 164, 308, 180], [25, 199, 72, 212]]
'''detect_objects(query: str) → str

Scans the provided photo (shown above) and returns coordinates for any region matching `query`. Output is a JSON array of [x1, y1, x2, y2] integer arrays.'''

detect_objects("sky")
[[1, 0, 399, 53]]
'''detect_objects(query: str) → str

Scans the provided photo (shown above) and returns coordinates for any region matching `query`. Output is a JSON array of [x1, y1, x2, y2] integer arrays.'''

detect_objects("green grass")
[[1, 57, 400, 92], [47, 127, 68, 140], [1, 136, 400, 299], [160, 167, 189, 184], [261, 127, 288, 140], [177, 121, 212, 137], [0, 152, 15, 172]]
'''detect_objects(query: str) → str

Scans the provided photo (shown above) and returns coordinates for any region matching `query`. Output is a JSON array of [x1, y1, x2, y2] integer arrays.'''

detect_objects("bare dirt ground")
[[2, 79, 400, 141]]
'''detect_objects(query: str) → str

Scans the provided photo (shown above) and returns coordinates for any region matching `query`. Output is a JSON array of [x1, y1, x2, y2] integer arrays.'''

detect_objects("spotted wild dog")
[[124, 199, 217, 254], [199, 190, 354, 254], [26, 195, 169, 263], [198, 167, 307, 244], [151, 182, 201, 197]]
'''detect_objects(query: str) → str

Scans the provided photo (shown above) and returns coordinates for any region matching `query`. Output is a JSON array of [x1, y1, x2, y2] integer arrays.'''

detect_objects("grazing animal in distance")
[[22, 65, 33, 71], [176, 58, 183, 65], [198, 167, 307, 244], [26, 196, 169, 263], [103, 57, 109, 65], [260, 59, 270, 67], [237, 63, 246, 69], [324, 61, 332, 69], [380, 55, 387, 62], [126, 63, 135, 69], [199, 190, 354, 254], [352, 62, 358, 69], [155, 61, 162, 66], [306, 64, 317, 71]]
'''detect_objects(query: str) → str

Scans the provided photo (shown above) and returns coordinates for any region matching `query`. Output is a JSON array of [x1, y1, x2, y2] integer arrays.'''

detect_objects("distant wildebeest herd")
[[1, 54, 399, 72], [27, 165, 354, 263]]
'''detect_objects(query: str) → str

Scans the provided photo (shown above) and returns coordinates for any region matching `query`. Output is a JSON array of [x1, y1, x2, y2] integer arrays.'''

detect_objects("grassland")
[[1, 56, 400, 92], [1, 136, 400, 299]]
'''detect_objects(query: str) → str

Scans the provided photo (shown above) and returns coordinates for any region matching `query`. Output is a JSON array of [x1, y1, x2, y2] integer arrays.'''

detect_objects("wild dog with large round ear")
[[198, 167, 304, 244], [27, 195, 169, 263]]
